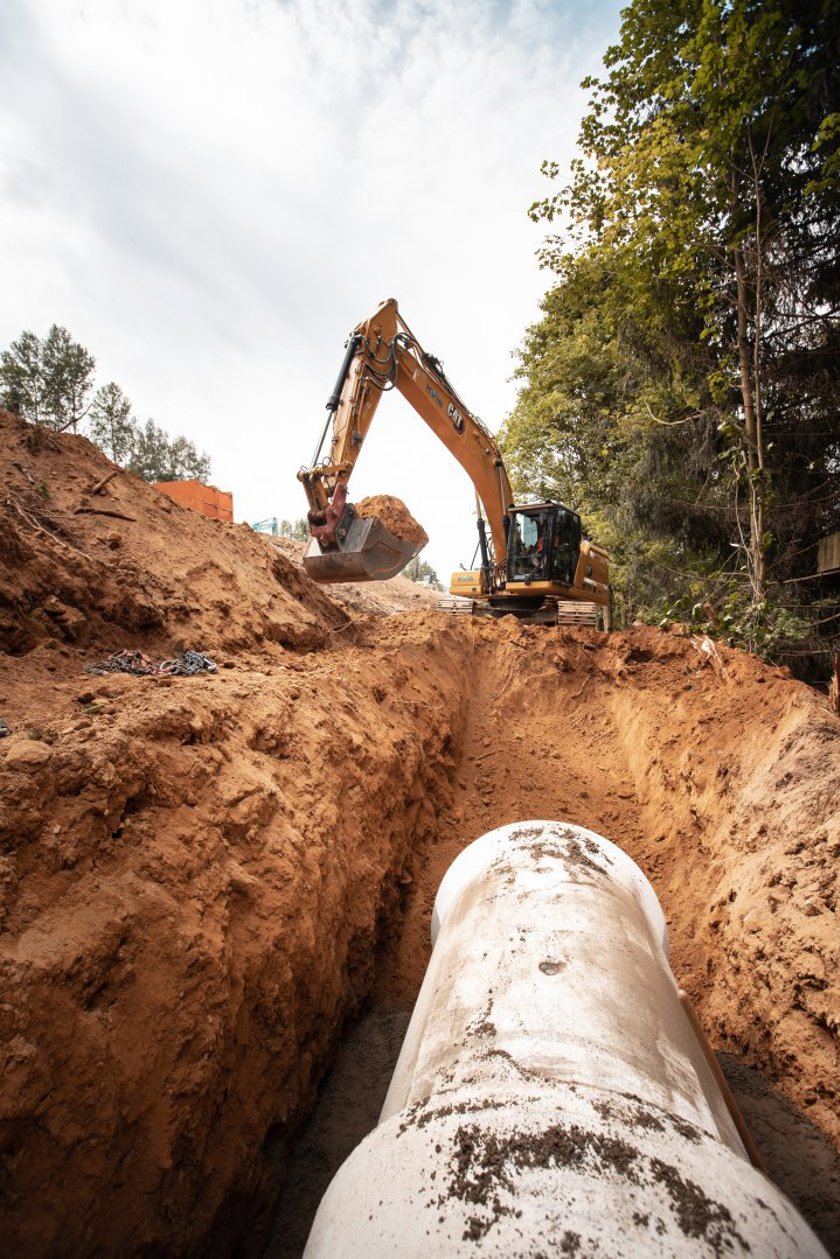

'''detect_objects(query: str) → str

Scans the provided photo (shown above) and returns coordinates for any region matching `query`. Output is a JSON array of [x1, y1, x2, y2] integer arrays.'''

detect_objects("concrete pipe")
[[304, 820, 827, 1257]]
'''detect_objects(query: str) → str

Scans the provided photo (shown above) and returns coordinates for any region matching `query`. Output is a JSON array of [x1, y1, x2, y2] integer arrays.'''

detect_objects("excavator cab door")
[[507, 505, 582, 587], [507, 509, 549, 583], [547, 507, 582, 585]]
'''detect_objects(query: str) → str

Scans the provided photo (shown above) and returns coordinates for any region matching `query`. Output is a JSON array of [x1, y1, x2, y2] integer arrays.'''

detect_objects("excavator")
[[298, 299, 610, 624]]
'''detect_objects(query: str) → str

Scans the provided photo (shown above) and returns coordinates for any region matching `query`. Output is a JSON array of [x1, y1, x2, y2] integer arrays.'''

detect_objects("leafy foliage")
[[126, 420, 211, 483], [504, 0, 840, 670], [1, 325, 95, 430], [88, 382, 135, 465], [403, 558, 443, 589], [278, 518, 310, 541]]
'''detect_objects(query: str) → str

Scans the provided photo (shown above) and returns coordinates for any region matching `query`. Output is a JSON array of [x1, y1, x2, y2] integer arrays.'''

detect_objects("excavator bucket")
[[303, 514, 423, 584]]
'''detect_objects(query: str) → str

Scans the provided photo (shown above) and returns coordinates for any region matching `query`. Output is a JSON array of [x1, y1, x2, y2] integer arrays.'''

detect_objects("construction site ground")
[[1, 410, 838, 1256]]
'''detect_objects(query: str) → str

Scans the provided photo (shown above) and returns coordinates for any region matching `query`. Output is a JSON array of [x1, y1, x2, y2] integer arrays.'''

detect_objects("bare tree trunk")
[[750, 131, 769, 583], [731, 169, 765, 600]]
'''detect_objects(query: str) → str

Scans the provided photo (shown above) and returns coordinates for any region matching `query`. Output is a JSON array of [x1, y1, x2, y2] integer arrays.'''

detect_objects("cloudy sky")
[[0, 0, 621, 580]]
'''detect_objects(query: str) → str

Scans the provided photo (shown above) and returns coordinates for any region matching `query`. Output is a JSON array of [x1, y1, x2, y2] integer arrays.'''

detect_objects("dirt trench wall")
[[0, 410, 349, 659], [441, 624, 840, 1147], [609, 671, 840, 1138], [0, 621, 470, 1256]]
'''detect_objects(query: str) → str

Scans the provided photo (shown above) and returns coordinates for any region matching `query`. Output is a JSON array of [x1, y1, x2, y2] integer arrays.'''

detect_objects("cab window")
[[509, 510, 550, 581], [549, 510, 582, 584]]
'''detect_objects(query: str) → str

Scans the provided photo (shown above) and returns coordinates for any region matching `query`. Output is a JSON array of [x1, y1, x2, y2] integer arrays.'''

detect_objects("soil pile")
[[354, 495, 428, 546], [0, 410, 347, 659], [0, 414, 838, 1255]]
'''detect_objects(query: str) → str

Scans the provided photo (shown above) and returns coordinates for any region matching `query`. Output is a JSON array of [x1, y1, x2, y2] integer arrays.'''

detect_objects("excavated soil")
[[0, 410, 838, 1255], [353, 494, 429, 546]]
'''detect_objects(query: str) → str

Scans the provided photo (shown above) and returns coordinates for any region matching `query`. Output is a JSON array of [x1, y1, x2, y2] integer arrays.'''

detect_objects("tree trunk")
[[731, 171, 766, 601]]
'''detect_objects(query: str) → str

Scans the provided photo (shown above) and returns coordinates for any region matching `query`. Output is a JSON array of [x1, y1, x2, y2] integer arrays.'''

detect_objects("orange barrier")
[[154, 480, 233, 522]]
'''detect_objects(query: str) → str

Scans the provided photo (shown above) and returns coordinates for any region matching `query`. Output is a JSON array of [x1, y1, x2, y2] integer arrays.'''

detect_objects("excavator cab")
[[507, 505, 582, 587]]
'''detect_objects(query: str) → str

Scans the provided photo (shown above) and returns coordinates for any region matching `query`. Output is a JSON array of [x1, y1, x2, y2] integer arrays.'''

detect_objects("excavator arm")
[[299, 299, 513, 579]]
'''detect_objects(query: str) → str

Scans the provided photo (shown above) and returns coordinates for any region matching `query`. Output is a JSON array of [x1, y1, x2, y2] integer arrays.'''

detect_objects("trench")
[[260, 625, 840, 1257], [3, 613, 839, 1256]]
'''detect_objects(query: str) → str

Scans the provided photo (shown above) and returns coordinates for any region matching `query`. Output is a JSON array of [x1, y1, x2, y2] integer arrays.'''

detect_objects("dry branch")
[[74, 507, 136, 521]]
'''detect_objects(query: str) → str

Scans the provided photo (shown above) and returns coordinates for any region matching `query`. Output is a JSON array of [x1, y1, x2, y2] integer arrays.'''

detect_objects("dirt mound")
[[0, 410, 348, 659], [354, 494, 428, 546], [1, 415, 838, 1255]]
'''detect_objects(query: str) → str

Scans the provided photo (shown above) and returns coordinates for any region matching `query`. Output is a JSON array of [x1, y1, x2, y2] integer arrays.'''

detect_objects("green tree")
[[126, 419, 211, 483], [403, 558, 442, 589], [1, 326, 215, 489], [0, 331, 43, 422], [1, 325, 95, 430], [278, 518, 309, 540], [509, 0, 840, 656], [88, 382, 136, 465], [40, 325, 96, 431]]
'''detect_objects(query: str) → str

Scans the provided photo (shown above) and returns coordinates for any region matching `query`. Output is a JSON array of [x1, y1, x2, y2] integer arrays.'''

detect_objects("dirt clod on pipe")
[[305, 821, 828, 1258]]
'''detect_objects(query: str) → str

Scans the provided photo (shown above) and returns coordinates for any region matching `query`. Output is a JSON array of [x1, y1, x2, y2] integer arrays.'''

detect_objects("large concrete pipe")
[[305, 821, 827, 1257]]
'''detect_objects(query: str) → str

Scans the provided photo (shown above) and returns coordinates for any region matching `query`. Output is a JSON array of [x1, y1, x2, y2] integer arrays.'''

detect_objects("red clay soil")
[[0, 413, 347, 658], [353, 494, 429, 546], [0, 410, 838, 1254]]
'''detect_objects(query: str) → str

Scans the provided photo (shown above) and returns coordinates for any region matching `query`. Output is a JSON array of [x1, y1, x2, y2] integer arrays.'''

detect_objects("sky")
[[0, 0, 622, 582]]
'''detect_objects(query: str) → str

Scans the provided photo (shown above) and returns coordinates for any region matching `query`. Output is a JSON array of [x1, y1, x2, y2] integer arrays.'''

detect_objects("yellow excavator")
[[298, 299, 610, 623]]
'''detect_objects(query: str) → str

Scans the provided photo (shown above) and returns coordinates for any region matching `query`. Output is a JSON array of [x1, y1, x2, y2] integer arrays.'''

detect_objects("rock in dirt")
[[3, 737, 54, 770], [354, 494, 428, 546]]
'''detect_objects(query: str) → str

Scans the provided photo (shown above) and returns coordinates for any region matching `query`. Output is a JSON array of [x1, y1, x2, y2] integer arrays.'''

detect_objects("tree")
[[88, 382, 136, 465], [278, 518, 309, 540], [126, 419, 211, 483], [403, 558, 442, 589], [165, 433, 212, 482], [0, 331, 43, 423], [509, 0, 840, 657], [1, 325, 215, 486], [40, 326, 96, 431], [0, 325, 95, 430]]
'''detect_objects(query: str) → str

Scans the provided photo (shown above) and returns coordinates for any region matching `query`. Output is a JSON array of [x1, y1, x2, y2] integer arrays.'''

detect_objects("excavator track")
[[436, 596, 605, 628], [435, 596, 477, 615], [553, 600, 602, 627]]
